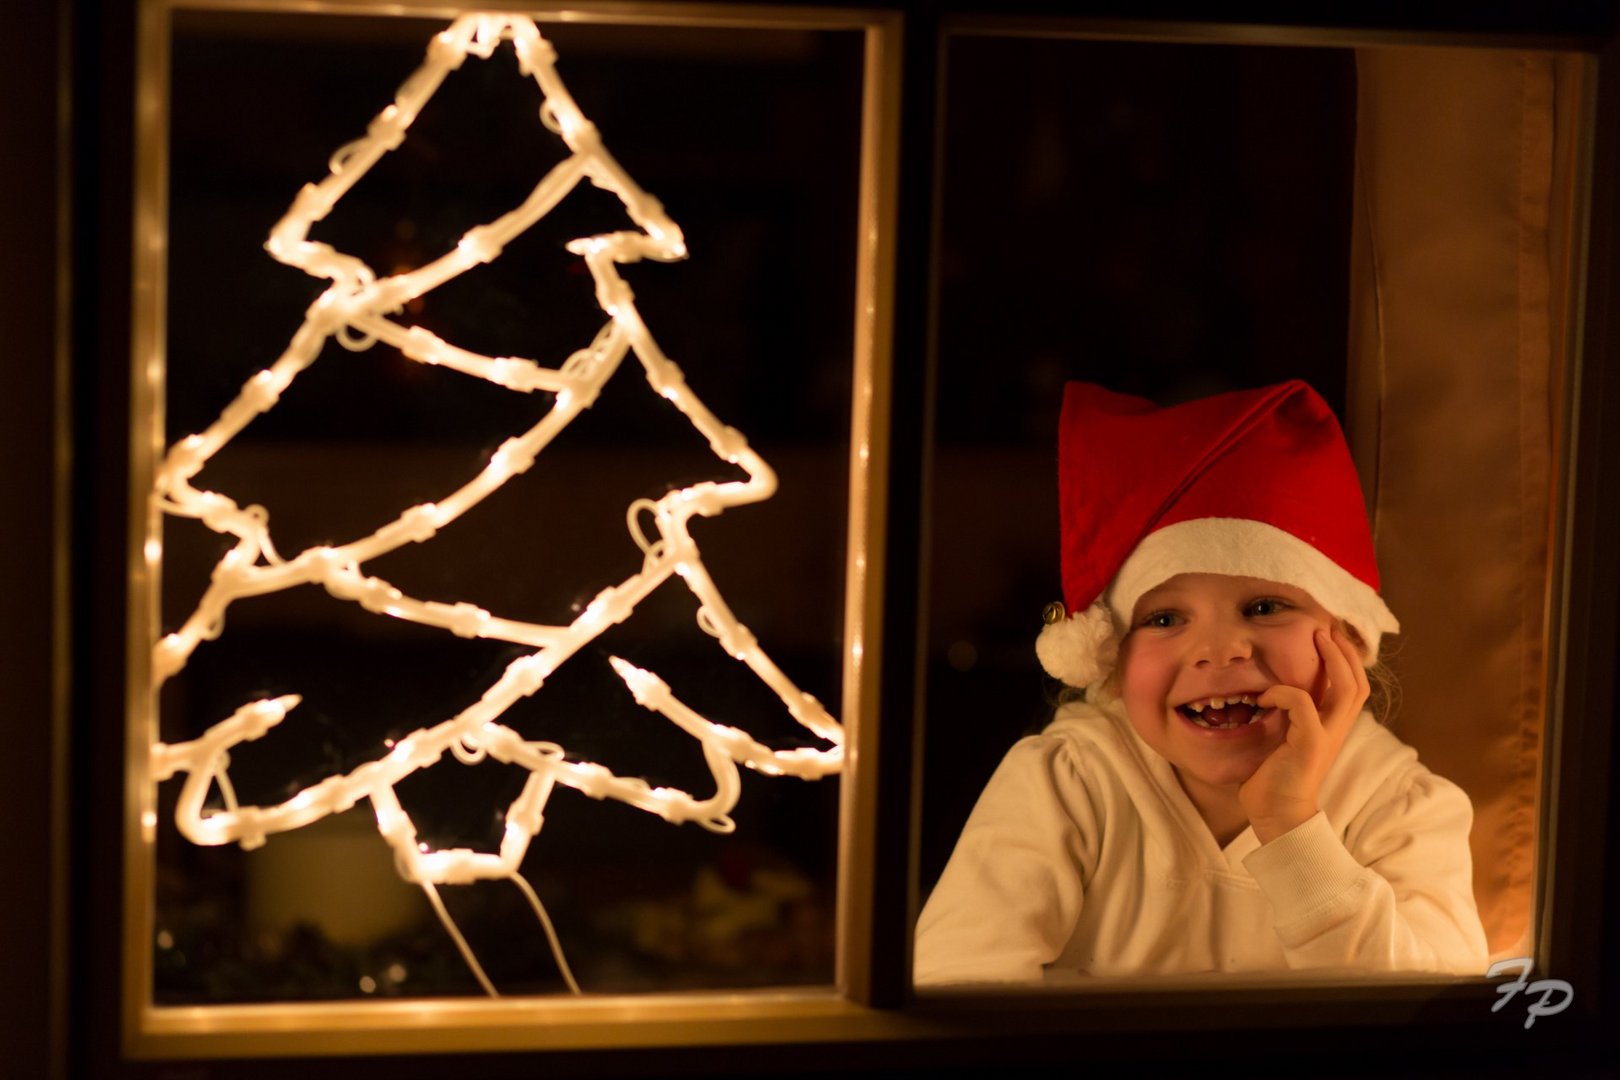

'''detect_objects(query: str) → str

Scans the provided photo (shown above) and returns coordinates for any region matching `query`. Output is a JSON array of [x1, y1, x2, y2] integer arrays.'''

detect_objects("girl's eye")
[[1140, 611, 1180, 629], [1245, 598, 1291, 618]]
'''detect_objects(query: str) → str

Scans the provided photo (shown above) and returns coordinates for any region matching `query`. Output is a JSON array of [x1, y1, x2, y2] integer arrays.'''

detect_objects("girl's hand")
[[1239, 626, 1369, 844]]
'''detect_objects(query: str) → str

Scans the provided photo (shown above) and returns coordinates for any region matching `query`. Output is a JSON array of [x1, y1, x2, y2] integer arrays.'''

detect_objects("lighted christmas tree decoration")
[[149, 12, 845, 998]]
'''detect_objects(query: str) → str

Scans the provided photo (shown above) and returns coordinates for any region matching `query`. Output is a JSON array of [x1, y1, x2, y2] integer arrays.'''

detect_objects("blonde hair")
[[1339, 618, 1399, 726]]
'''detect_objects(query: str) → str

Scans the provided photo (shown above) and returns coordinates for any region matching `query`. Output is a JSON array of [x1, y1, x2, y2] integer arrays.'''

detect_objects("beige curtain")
[[1346, 47, 1580, 957]]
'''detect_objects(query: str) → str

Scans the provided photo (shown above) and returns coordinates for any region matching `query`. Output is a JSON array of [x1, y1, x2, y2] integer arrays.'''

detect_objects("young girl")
[[914, 380, 1489, 984]]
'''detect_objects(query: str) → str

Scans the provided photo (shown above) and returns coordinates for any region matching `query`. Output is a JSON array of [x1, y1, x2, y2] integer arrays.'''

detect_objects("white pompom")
[[1035, 602, 1119, 689]]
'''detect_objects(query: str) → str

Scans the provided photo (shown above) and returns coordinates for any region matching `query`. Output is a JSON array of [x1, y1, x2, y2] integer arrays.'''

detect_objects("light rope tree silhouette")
[[149, 12, 845, 998]]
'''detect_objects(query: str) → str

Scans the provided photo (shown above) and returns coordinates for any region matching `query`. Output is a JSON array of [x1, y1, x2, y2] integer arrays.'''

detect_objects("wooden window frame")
[[27, 0, 1616, 1074]]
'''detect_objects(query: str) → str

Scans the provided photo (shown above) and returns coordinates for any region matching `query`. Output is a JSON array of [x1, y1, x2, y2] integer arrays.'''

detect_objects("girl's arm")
[[914, 734, 1096, 985], [1238, 630, 1488, 974], [1241, 765, 1489, 974]]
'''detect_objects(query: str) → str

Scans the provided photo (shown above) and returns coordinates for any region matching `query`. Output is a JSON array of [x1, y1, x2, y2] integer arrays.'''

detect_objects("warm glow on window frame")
[[125, 0, 900, 1058], [111, 0, 1620, 1066], [901, 7, 1608, 1033]]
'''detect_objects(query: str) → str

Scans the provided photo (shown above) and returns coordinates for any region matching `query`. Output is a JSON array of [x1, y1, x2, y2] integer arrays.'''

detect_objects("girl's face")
[[1117, 573, 1339, 797]]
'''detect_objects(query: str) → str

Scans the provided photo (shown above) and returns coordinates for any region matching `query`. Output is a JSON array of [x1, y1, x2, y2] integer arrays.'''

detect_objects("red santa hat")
[[1035, 379, 1399, 689]]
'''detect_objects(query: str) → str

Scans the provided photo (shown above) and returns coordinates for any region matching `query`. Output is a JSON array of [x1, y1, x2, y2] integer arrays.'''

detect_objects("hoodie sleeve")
[[914, 733, 1099, 986], [1241, 765, 1489, 975]]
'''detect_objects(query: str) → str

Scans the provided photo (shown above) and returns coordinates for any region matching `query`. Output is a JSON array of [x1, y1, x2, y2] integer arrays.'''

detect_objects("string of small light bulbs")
[[149, 12, 845, 998]]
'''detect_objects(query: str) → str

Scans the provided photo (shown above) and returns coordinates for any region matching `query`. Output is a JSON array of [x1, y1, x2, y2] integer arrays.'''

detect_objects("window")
[[919, 25, 1582, 987], [119, 0, 897, 1055], [33, 1, 1614, 1072]]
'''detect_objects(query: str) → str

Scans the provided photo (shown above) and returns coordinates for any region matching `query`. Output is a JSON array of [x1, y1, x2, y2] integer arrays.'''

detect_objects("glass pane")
[[918, 29, 1572, 992], [143, 7, 865, 1005]]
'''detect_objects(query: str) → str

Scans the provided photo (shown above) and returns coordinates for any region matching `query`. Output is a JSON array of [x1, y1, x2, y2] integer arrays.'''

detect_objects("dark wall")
[[0, 1, 68, 1076]]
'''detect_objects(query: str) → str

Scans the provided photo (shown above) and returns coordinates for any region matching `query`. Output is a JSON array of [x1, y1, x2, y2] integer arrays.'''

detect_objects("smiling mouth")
[[1176, 694, 1264, 730]]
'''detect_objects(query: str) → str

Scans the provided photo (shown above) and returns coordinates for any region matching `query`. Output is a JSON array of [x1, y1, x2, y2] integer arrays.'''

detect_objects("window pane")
[[143, 7, 865, 1005]]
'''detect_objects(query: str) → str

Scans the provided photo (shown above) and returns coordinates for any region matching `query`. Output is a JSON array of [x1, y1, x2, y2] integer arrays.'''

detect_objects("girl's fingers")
[[1313, 629, 1340, 704], [1258, 683, 1312, 712], [1314, 627, 1363, 727], [1347, 629, 1372, 701], [1257, 683, 1321, 746]]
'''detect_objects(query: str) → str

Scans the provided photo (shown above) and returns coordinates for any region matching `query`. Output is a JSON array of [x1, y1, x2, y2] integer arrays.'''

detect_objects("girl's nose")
[[1192, 621, 1252, 668]]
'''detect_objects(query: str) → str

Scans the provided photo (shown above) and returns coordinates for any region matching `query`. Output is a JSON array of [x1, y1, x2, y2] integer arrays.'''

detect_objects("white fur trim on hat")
[[1104, 518, 1400, 664], [1036, 601, 1120, 689]]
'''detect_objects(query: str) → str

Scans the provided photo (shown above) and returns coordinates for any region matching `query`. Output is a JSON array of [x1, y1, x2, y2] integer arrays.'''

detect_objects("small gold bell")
[[1042, 601, 1067, 625]]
